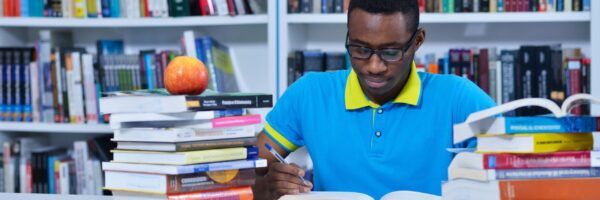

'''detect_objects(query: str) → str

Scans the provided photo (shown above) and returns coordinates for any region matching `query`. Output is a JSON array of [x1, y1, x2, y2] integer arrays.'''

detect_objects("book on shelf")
[[0, 135, 113, 195], [287, 50, 349, 86], [1, 0, 266, 18], [287, 0, 589, 13], [416, 45, 591, 117]]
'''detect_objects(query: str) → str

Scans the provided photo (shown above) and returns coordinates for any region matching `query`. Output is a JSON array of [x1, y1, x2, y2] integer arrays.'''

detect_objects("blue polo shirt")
[[264, 62, 495, 199]]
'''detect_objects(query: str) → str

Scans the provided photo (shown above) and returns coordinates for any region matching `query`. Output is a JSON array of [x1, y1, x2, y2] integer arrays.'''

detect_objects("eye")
[[381, 49, 402, 58]]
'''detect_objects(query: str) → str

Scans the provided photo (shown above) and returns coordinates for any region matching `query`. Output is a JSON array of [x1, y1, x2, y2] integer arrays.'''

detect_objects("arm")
[[254, 131, 312, 200]]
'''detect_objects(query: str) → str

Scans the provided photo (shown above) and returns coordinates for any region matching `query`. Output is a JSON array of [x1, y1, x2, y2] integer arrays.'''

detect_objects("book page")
[[381, 191, 441, 200], [280, 192, 374, 200]]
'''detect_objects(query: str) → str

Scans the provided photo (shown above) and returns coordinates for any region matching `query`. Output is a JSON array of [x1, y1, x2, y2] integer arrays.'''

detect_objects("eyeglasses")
[[345, 29, 418, 62]]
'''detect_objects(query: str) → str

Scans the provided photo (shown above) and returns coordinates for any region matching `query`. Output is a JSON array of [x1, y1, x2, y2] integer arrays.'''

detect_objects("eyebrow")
[[348, 38, 404, 48]]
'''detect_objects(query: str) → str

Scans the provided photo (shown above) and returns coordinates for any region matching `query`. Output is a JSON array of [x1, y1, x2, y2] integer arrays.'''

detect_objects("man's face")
[[347, 9, 421, 99]]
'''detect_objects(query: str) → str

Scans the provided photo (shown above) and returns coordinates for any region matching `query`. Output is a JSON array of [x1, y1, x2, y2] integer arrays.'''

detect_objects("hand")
[[266, 162, 313, 199]]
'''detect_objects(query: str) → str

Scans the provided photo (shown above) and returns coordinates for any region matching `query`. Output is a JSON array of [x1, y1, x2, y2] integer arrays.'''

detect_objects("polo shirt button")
[[375, 131, 382, 137], [377, 109, 383, 114]]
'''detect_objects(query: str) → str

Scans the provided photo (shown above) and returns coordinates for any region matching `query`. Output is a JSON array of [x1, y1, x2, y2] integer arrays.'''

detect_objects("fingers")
[[266, 162, 314, 199], [271, 162, 305, 177]]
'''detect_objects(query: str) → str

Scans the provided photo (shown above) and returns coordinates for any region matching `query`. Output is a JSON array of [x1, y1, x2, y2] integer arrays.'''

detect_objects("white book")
[[102, 159, 267, 175], [182, 30, 198, 59], [67, 52, 85, 123], [96, 0, 102, 17], [92, 160, 103, 195], [565, 0, 572, 11], [495, 60, 502, 104], [161, 0, 169, 17], [313, 0, 321, 13], [119, 0, 128, 18], [84, 159, 94, 195], [59, 162, 70, 194], [214, 0, 229, 16], [108, 110, 247, 129], [81, 54, 98, 124], [234, 0, 246, 14], [73, 141, 89, 195], [29, 62, 41, 122], [113, 125, 256, 142], [19, 158, 27, 193]]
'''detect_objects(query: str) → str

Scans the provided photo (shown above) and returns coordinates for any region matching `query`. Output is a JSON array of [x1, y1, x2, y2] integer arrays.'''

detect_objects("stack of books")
[[99, 89, 272, 199], [443, 95, 600, 199]]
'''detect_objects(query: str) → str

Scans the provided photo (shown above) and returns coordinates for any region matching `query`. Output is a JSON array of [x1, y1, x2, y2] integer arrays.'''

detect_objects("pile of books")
[[443, 95, 600, 199], [99, 89, 272, 199]]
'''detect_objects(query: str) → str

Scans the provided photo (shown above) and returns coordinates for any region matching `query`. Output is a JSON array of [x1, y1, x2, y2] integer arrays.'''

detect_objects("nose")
[[366, 53, 387, 75]]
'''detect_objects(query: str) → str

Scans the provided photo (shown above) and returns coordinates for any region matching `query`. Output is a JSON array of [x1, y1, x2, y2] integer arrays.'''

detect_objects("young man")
[[255, 0, 495, 199]]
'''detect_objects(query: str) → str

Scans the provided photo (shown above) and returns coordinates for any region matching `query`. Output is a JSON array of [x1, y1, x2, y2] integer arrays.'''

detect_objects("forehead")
[[347, 9, 411, 44]]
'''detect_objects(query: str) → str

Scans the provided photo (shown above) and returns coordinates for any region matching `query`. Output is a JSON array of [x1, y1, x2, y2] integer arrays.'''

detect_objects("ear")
[[414, 28, 426, 51]]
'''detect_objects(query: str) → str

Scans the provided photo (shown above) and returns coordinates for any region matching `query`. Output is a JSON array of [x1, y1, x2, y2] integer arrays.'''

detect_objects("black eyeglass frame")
[[345, 29, 419, 62]]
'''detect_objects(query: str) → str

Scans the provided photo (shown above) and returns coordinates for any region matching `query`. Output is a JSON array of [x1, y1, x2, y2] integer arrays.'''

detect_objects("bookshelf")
[[0, 2, 278, 134], [287, 12, 591, 24], [0, 122, 111, 134], [277, 5, 600, 116], [0, 15, 269, 27]]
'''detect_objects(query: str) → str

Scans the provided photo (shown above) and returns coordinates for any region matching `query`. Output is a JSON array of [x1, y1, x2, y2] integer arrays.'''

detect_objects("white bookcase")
[[0, 1, 598, 133], [0, 1, 278, 135], [277, 3, 599, 116]]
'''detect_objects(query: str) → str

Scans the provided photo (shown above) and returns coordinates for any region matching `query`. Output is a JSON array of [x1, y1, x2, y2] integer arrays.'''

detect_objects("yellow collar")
[[344, 61, 422, 110]]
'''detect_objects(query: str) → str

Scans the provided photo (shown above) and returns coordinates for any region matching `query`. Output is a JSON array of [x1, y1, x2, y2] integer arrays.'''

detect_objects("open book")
[[280, 191, 440, 200], [453, 94, 600, 144]]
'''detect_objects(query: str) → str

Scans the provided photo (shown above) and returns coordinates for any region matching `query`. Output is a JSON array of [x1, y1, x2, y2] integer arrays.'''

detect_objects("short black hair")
[[348, 0, 420, 34]]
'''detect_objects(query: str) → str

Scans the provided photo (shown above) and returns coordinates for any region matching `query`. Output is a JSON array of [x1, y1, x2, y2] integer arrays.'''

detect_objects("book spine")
[[81, 54, 98, 124], [167, 186, 254, 200], [504, 116, 599, 133], [187, 94, 273, 111], [499, 178, 600, 199], [495, 168, 600, 180], [114, 125, 256, 143], [212, 114, 261, 128], [175, 137, 257, 152], [166, 169, 255, 194], [73, 141, 88, 194], [5, 50, 14, 121], [12, 50, 22, 122], [567, 59, 582, 115], [58, 162, 69, 194], [183, 147, 255, 165], [478, 49, 490, 94], [532, 133, 593, 153], [0, 50, 5, 122], [22, 49, 33, 122], [172, 159, 266, 174], [484, 151, 592, 169]]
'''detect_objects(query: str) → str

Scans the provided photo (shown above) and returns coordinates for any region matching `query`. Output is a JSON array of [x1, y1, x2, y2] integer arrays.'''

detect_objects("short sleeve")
[[452, 78, 497, 148], [263, 75, 312, 152]]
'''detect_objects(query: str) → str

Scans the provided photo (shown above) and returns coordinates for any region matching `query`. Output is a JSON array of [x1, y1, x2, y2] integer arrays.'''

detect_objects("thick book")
[[443, 178, 600, 200], [112, 146, 258, 165], [476, 132, 596, 153], [451, 151, 600, 170], [103, 158, 266, 175], [109, 109, 244, 129], [99, 89, 272, 113], [116, 137, 257, 152], [113, 125, 256, 142], [449, 167, 600, 182], [105, 168, 255, 194], [453, 94, 600, 144], [112, 186, 254, 200], [117, 114, 261, 129]]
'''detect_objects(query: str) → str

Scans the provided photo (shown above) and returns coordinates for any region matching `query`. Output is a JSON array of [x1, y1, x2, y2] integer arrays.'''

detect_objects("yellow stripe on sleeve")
[[264, 123, 299, 152]]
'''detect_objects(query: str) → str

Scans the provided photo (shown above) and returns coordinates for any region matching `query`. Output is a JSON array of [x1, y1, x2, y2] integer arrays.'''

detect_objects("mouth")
[[364, 78, 388, 89]]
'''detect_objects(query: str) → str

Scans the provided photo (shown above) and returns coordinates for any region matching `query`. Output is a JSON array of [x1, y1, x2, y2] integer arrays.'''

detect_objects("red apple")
[[164, 56, 209, 95]]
